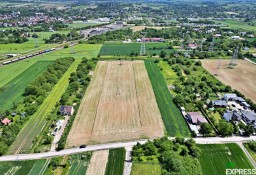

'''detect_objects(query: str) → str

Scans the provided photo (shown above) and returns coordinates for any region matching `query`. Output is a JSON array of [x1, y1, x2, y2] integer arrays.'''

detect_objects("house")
[[224, 94, 237, 101], [212, 100, 228, 107], [231, 36, 240, 40], [188, 43, 198, 49], [187, 112, 208, 125], [241, 110, 256, 124], [214, 34, 222, 37], [1, 118, 11, 125], [223, 111, 242, 122], [141, 38, 164, 42], [59, 106, 74, 116]]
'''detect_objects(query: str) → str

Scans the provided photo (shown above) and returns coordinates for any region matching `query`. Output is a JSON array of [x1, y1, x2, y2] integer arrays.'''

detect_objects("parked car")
[[79, 145, 87, 148]]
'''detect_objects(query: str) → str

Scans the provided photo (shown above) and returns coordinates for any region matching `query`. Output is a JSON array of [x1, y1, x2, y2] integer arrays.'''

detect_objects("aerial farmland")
[[67, 60, 164, 146]]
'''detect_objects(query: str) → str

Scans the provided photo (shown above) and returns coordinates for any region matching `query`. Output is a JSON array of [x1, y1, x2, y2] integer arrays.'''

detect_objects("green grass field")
[[99, 43, 174, 56], [0, 61, 53, 111], [215, 19, 256, 32], [0, 159, 48, 175], [105, 148, 126, 175], [198, 144, 253, 175], [0, 44, 101, 87], [68, 22, 99, 29], [8, 60, 81, 154], [144, 60, 190, 137], [131, 162, 162, 175]]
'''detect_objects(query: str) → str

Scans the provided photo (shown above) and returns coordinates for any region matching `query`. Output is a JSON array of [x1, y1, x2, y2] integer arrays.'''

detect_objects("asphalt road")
[[1, 136, 256, 162]]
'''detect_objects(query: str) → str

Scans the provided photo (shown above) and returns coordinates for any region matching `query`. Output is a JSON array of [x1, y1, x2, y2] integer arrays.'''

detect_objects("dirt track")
[[67, 61, 164, 146], [202, 59, 256, 103]]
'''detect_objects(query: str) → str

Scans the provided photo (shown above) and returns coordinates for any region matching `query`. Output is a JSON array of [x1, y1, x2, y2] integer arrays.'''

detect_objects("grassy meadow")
[[144, 60, 190, 137], [198, 144, 253, 175], [215, 19, 256, 32], [131, 163, 162, 175]]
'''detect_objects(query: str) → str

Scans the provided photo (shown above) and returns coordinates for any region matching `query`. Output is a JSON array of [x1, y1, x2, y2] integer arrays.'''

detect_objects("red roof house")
[[1, 118, 11, 125]]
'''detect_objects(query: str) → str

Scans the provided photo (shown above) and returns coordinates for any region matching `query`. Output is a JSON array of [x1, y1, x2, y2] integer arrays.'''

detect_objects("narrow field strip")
[[86, 150, 109, 175], [144, 60, 190, 137], [0, 61, 53, 111], [105, 148, 126, 175], [8, 59, 81, 154]]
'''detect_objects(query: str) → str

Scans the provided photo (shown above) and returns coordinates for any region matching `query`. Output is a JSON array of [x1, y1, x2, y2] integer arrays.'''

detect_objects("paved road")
[[237, 142, 256, 168], [1, 136, 256, 162]]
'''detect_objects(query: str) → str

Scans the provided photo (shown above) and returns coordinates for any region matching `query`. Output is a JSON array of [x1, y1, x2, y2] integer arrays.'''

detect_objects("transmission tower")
[[33, 28, 38, 48], [180, 33, 185, 49], [217, 59, 221, 69], [140, 32, 147, 56], [69, 29, 76, 54], [229, 46, 238, 66], [208, 37, 214, 52], [119, 59, 123, 66], [200, 39, 205, 51]]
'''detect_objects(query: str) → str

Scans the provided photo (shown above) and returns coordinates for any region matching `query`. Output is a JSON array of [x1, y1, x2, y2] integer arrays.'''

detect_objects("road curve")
[[1, 136, 256, 162]]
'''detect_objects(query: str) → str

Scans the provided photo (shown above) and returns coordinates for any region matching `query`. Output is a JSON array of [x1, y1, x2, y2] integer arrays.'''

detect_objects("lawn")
[[214, 19, 256, 32], [99, 43, 175, 56], [131, 163, 162, 175], [198, 143, 253, 175], [105, 148, 126, 175], [144, 60, 190, 137], [9, 59, 81, 154], [0, 61, 53, 111]]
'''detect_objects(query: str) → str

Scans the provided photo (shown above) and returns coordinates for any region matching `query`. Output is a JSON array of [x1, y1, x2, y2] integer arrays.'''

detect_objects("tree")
[[218, 120, 234, 136], [159, 50, 167, 58], [200, 123, 213, 134]]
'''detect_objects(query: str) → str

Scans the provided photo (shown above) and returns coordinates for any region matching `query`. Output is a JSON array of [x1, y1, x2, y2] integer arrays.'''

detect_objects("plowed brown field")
[[202, 59, 256, 103], [67, 61, 164, 146]]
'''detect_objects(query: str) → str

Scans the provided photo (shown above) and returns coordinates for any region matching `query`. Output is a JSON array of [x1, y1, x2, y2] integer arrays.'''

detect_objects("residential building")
[[224, 94, 237, 101], [187, 112, 208, 125], [212, 100, 228, 107], [241, 110, 256, 124], [1, 118, 11, 125], [59, 106, 74, 116], [223, 111, 242, 122]]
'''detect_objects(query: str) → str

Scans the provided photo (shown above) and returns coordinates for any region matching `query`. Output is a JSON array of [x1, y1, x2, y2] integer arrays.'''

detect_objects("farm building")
[[59, 106, 74, 116], [187, 112, 208, 125], [6, 54, 17, 58], [1, 118, 11, 125], [212, 100, 228, 108], [137, 38, 165, 42], [236, 97, 246, 103], [224, 94, 237, 101], [241, 110, 256, 125], [223, 111, 242, 122]]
